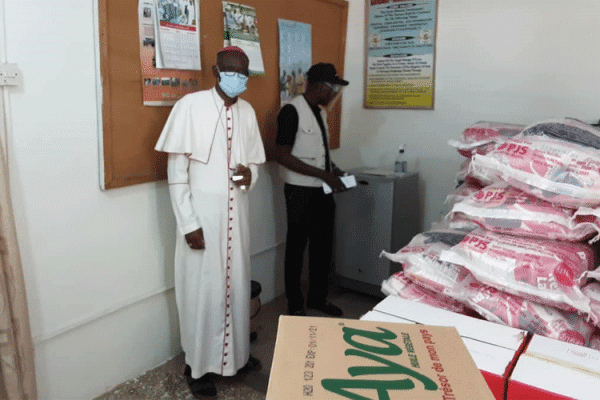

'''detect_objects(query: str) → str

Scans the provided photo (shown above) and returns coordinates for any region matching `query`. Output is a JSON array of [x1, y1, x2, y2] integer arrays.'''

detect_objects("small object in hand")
[[231, 174, 244, 181]]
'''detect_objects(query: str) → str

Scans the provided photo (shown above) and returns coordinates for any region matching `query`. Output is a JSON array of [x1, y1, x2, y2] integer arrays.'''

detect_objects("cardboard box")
[[361, 308, 515, 400], [508, 335, 600, 400], [372, 296, 527, 352], [266, 315, 496, 399]]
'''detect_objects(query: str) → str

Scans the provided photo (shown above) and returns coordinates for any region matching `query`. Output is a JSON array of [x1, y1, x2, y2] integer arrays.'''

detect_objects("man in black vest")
[[274, 63, 349, 317]]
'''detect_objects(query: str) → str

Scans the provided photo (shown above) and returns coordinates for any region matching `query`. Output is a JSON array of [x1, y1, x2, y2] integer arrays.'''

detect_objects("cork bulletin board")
[[99, 0, 348, 189]]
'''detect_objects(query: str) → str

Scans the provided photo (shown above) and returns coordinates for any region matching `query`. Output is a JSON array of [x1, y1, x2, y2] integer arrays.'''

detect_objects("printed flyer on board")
[[278, 19, 311, 104], [365, 0, 438, 109], [153, 0, 201, 70], [138, 0, 201, 106]]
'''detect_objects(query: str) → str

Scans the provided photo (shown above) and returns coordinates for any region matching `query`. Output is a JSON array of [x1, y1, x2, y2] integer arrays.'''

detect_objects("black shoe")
[[307, 301, 343, 317], [244, 354, 263, 372], [289, 308, 306, 316], [184, 366, 217, 399]]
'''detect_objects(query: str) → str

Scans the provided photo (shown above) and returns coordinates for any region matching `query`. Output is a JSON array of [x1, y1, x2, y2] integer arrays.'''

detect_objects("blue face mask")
[[217, 69, 248, 98]]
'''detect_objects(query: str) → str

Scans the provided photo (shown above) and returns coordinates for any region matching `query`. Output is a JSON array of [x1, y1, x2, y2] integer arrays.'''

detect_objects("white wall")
[[3, 0, 600, 398], [335, 0, 600, 230], [2, 1, 285, 399]]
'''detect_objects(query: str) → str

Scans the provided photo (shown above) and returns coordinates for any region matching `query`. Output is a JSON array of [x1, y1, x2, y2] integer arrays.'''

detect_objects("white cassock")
[[155, 87, 266, 378]]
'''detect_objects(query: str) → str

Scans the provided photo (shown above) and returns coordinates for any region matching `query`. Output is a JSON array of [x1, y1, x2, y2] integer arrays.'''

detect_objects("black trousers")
[[283, 183, 336, 312]]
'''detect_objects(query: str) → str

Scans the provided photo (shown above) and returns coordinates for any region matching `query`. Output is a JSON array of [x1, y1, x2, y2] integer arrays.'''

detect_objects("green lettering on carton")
[[342, 327, 402, 356], [321, 326, 438, 399]]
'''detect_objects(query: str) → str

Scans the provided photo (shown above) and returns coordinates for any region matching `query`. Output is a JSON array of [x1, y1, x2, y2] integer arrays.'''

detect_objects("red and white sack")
[[520, 118, 600, 149], [449, 182, 596, 242], [434, 214, 480, 233], [461, 281, 594, 346], [572, 207, 600, 244], [439, 228, 596, 314], [455, 159, 491, 188], [445, 181, 483, 206], [381, 271, 470, 315], [588, 331, 600, 351], [381, 229, 474, 298], [470, 119, 600, 208], [582, 282, 600, 327], [448, 121, 525, 158]]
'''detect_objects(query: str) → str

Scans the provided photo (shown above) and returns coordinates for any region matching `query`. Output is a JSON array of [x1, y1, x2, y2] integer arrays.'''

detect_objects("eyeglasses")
[[323, 82, 341, 93]]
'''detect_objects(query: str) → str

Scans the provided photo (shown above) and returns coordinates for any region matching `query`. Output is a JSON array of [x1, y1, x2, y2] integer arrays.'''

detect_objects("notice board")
[[99, 0, 348, 189]]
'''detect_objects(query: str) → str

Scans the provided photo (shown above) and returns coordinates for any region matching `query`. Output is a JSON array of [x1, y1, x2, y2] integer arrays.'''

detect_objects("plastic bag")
[[588, 331, 600, 351], [439, 228, 596, 314], [572, 207, 600, 244], [461, 281, 594, 346], [381, 229, 474, 297], [449, 182, 596, 242], [470, 120, 600, 208], [448, 121, 525, 158], [445, 180, 483, 206], [381, 271, 470, 315], [581, 282, 600, 327]]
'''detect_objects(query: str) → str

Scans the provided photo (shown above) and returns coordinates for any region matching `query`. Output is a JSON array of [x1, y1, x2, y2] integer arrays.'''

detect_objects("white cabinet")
[[334, 171, 421, 297]]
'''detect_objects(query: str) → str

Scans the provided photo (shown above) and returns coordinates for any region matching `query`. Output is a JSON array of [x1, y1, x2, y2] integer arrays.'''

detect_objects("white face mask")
[[217, 68, 248, 98]]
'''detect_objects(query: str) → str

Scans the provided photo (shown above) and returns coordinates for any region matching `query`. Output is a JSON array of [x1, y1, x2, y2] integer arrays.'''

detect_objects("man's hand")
[[185, 228, 205, 250], [332, 166, 345, 177], [323, 172, 345, 193], [232, 164, 252, 187]]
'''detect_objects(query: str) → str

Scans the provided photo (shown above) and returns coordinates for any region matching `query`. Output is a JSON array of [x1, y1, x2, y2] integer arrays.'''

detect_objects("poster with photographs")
[[222, 2, 265, 76], [138, 0, 201, 106], [278, 19, 311, 104], [365, 0, 438, 109]]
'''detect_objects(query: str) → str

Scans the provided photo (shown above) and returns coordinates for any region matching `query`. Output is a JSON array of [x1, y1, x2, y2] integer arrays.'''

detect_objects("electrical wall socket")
[[0, 63, 22, 87]]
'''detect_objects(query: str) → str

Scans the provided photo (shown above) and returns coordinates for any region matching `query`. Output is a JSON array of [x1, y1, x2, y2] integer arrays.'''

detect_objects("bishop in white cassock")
[[155, 47, 265, 397]]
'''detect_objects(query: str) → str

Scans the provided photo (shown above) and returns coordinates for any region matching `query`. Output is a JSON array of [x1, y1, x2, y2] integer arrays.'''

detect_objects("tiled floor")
[[95, 283, 383, 399]]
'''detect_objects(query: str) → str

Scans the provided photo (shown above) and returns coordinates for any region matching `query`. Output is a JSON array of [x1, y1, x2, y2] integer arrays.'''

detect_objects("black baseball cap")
[[306, 63, 349, 86]]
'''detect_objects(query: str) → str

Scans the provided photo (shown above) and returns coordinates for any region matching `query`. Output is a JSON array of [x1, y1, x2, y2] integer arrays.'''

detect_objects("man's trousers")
[[283, 183, 336, 313]]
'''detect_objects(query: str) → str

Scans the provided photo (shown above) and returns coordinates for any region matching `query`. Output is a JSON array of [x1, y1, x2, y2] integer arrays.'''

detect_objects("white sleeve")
[[167, 153, 201, 235]]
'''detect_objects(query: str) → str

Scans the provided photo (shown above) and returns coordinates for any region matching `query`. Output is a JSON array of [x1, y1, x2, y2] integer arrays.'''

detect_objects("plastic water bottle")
[[394, 145, 407, 173]]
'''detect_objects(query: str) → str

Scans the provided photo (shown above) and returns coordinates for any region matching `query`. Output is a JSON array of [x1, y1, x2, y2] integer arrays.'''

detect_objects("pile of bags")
[[382, 118, 600, 349]]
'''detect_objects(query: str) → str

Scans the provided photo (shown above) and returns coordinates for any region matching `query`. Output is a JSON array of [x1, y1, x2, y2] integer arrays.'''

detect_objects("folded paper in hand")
[[322, 174, 357, 194]]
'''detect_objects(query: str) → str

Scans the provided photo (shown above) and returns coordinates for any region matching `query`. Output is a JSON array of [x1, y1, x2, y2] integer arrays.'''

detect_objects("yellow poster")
[[365, 0, 438, 109]]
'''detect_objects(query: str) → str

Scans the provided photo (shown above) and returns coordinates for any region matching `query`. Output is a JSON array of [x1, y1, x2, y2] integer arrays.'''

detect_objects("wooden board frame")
[[99, 0, 348, 189]]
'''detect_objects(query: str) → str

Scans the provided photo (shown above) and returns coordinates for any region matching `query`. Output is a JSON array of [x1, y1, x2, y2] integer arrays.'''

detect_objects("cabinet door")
[[334, 176, 393, 286]]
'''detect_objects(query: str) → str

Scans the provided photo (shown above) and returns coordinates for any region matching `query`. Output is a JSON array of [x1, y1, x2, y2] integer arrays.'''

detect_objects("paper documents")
[[322, 175, 357, 194]]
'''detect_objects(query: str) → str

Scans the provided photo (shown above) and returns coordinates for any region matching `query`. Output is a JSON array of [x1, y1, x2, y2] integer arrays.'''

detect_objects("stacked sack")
[[382, 118, 600, 349]]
